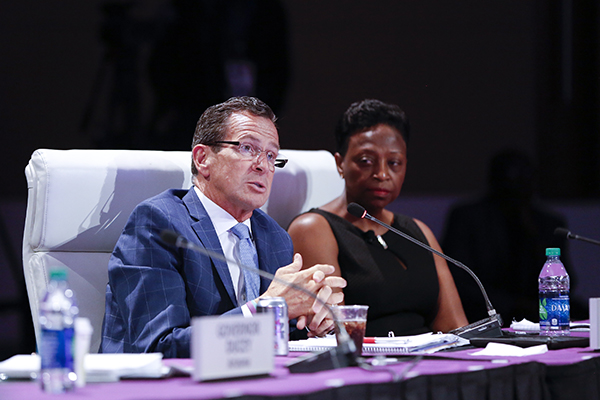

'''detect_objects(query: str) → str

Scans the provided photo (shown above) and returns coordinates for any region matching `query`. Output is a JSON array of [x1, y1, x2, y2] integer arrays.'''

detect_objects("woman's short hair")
[[335, 99, 410, 156]]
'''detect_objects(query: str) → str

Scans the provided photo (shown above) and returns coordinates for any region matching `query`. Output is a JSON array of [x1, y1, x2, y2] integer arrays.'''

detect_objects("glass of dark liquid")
[[332, 305, 369, 356]]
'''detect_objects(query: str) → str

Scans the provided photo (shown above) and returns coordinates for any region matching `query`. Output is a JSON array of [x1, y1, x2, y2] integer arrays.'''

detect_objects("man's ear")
[[192, 144, 211, 179], [334, 152, 344, 179]]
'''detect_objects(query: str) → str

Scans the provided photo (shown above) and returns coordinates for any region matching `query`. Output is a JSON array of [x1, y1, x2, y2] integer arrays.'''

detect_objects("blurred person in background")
[[442, 149, 586, 323]]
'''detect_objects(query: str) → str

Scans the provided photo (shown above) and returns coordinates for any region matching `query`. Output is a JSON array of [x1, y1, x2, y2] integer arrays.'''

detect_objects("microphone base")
[[287, 347, 357, 374], [449, 315, 504, 339]]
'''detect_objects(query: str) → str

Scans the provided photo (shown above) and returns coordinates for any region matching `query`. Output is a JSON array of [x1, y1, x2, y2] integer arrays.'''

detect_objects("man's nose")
[[253, 151, 270, 172]]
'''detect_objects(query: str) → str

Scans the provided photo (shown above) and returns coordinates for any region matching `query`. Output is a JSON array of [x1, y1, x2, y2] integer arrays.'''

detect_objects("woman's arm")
[[414, 218, 468, 332], [287, 213, 343, 292], [288, 213, 345, 335]]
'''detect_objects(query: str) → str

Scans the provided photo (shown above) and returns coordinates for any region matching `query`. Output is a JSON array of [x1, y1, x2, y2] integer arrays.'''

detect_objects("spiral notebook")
[[289, 333, 468, 355]]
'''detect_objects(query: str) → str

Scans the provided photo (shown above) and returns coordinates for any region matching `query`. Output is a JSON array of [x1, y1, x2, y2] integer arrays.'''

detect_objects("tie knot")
[[231, 223, 251, 240]]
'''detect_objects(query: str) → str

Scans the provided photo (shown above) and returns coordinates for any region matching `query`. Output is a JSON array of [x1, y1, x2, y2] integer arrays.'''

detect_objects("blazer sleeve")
[[105, 198, 196, 357], [103, 195, 289, 358]]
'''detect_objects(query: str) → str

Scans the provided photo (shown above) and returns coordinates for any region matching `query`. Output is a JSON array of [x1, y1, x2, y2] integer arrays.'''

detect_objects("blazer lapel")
[[251, 214, 274, 293], [183, 189, 237, 305]]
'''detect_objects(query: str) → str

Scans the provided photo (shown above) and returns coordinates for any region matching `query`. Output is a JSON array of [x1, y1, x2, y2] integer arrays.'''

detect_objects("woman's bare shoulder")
[[288, 211, 331, 233]]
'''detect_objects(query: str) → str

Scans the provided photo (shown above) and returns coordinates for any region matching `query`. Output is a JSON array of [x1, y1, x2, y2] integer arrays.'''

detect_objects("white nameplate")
[[192, 313, 274, 381], [591, 298, 600, 350]]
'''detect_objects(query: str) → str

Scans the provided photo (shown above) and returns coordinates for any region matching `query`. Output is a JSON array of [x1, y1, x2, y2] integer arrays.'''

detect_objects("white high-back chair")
[[23, 148, 344, 353]]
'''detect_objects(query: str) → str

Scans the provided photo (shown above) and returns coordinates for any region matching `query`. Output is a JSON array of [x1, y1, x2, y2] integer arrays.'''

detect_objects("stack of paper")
[[471, 342, 548, 357], [0, 353, 167, 382], [0, 354, 39, 380], [85, 353, 166, 382], [510, 319, 590, 332], [289, 332, 469, 355]]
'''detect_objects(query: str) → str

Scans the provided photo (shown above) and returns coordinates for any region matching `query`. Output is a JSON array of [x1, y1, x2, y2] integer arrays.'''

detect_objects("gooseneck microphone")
[[160, 229, 357, 373], [554, 227, 600, 247], [347, 203, 503, 339]]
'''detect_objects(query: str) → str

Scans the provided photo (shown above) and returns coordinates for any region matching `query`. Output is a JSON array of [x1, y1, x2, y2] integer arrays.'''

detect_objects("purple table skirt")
[[2, 344, 599, 400]]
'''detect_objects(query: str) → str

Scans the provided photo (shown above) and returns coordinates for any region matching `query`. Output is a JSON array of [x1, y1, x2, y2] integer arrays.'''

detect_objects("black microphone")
[[555, 227, 600, 247], [159, 229, 357, 373], [347, 203, 503, 339]]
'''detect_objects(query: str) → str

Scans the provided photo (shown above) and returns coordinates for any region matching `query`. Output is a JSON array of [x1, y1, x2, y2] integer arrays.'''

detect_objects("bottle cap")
[[546, 248, 561, 256], [49, 268, 68, 281]]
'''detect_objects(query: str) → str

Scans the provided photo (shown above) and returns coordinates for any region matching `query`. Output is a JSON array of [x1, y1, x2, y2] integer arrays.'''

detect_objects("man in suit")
[[101, 97, 345, 358]]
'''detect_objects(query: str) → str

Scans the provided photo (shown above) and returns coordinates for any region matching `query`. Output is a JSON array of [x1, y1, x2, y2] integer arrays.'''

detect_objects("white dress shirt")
[[194, 186, 254, 316]]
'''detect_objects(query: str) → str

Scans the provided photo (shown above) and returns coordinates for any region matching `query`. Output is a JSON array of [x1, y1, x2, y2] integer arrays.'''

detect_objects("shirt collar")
[[193, 186, 252, 237]]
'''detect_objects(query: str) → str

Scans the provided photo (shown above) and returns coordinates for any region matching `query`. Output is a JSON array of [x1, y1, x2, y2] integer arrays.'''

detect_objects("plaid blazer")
[[100, 188, 293, 358]]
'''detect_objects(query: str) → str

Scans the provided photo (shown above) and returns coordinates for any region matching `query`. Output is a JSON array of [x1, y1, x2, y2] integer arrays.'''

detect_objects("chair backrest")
[[22, 148, 343, 353]]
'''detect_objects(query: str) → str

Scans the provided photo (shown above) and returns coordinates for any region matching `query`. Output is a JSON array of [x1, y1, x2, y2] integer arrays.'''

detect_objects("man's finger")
[[302, 263, 335, 277], [322, 276, 347, 288], [310, 301, 331, 331], [308, 315, 335, 336], [326, 292, 344, 305], [278, 253, 303, 275], [296, 315, 307, 330], [312, 285, 332, 314], [289, 253, 303, 271], [312, 270, 326, 283]]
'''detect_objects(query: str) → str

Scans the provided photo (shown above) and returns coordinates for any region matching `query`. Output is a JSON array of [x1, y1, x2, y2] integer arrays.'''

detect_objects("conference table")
[[2, 333, 599, 400]]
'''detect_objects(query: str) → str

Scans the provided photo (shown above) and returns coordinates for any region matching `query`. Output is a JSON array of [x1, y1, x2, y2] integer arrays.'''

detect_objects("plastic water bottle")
[[39, 268, 79, 393], [538, 248, 570, 336]]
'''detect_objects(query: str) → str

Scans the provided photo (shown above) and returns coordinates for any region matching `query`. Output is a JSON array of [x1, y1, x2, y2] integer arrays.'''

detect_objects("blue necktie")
[[230, 223, 260, 304]]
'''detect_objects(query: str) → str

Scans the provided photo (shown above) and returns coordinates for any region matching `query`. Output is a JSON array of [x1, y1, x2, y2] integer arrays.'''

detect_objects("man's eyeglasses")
[[208, 141, 288, 169]]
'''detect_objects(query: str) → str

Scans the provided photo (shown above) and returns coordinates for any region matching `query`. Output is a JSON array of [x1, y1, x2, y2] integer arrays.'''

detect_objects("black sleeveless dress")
[[307, 209, 440, 337]]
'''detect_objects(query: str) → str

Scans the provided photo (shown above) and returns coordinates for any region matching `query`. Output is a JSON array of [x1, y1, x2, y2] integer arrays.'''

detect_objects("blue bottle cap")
[[545, 248, 561, 256]]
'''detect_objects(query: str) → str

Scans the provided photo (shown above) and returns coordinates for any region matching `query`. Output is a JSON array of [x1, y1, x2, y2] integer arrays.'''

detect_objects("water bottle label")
[[41, 329, 66, 369], [539, 295, 569, 328], [40, 327, 74, 370], [64, 327, 75, 371]]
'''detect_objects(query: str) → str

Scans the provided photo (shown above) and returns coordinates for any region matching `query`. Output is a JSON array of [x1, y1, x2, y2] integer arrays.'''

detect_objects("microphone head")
[[347, 202, 367, 219], [160, 229, 182, 246], [554, 227, 571, 238]]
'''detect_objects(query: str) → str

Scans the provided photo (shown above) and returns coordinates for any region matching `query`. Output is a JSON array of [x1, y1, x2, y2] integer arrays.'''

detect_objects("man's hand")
[[259, 253, 346, 335], [296, 270, 345, 337]]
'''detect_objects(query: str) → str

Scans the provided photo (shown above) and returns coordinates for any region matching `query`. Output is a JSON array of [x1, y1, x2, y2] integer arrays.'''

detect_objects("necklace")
[[376, 234, 388, 249]]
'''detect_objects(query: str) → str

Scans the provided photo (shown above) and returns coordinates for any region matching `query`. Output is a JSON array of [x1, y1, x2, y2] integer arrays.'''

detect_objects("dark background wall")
[[283, 1, 541, 194], [2, 1, 598, 199], [0, 1, 599, 359]]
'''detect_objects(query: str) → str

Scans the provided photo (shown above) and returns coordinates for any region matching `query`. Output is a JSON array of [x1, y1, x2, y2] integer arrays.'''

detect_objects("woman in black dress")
[[288, 99, 467, 336]]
